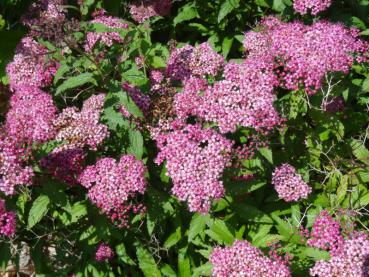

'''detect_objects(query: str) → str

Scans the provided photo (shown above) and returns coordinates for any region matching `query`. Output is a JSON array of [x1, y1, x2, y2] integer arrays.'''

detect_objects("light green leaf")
[[28, 195, 50, 228], [258, 147, 273, 164], [188, 214, 209, 242], [206, 219, 235, 245], [56, 73, 96, 95], [136, 245, 161, 277], [164, 226, 181, 249], [173, 3, 199, 26], [116, 243, 136, 265], [127, 129, 144, 159], [218, 0, 240, 22], [161, 264, 176, 277], [349, 139, 369, 165]]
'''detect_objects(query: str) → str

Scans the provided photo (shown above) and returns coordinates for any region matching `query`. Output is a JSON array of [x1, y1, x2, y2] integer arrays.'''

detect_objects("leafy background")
[[0, 0, 369, 276]]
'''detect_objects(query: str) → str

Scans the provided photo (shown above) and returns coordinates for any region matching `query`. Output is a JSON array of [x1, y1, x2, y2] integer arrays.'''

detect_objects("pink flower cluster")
[[6, 85, 57, 144], [307, 210, 344, 256], [6, 37, 59, 89], [272, 164, 312, 202], [244, 17, 369, 93], [310, 232, 369, 277], [85, 10, 129, 52], [95, 243, 114, 262], [167, 43, 224, 81], [53, 94, 109, 150], [129, 0, 172, 23], [155, 124, 233, 213], [21, 0, 66, 43], [174, 56, 280, 133], [293, 0, 332, 15], [0, 199, 16, 237], [210, 240, 291, 277], [0, 134, 34, 195], [78, 155, 147, 226]]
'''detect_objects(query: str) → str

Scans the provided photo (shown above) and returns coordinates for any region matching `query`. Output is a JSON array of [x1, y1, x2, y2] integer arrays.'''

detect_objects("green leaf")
[[0, 243, 11, 270], [173, 3, 199, 26], [222, 37, 233, 58], [188, 214, 209, 242], [273, 0, 286, 12], [206, 219, 235, 245], [193, 262, 212, 277], [349, 139, 369, 165], [53, 63, 70, 84], [116, 243, 136, 265], [302, 247, 330, 261], [234, 203, 273, 223], [164, 226, 182, 249], [28, 195, 50, 228], [56, 73, 96, 95], [362, 78, 369, 92], [258, 147, 273, 164], [161, 264, 176, 277], [337, 175, 348, 204], [178, 248, 191, 277], [218, 0, 240, 22], [136, 245, 161, 277], [69, 202, 88, 224], [127, 129, 144, 159]]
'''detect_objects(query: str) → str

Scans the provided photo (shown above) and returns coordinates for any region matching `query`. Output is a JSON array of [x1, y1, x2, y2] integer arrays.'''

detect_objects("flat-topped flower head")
[[210, 240, 291, 277], [293, 0, 332, 15]]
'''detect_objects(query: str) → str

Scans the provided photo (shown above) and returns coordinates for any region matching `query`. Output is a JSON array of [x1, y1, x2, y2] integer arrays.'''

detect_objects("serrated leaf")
[[127, 129, 144, 159], [302, 247, 330, 260], [218, 0, 240, 22], [164, 226, 181, 249], [53, 63, 70, 84], [188, 214, 209, 242], [337, 175, 348, 204], [192, 262, 212, 277], [362, 78, 369, 92], [69, 202, 87, 224], [222, 36, 233, 58], [258, 147, 273, 164], [206, 219, 235, 245], [56, 73, 96, 95], [161, 264, 176, 277], [173, 3, 198, 26], [116, 243, 135, 265], [349, 139, 369, 165], [136, 245, 161, 277], [28, 195, 50, 228], [178, 249, 191, 277]]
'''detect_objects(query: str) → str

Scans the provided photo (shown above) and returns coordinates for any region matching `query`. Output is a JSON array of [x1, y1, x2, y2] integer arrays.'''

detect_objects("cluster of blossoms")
[[210, 240, 291, 277], [5, 85, 57, 144], [0, 133, 34, 195], [129, 0, 172, 23], [122, 83, 151, 115], [310, 232, 369, 277], [21, 0, 66, 44], [6, 37, 59, 89], [85, 9, 129, 52], [53, 94, 109, 150], [307, 210, 344, 256], [155, 124, 233, 213], [244, 17, 369, 93], [272, 164, 312, 202], [78, 155, 147, 227], [0, 199, 16, 237], [167, 43, 224, 81], [95, 243, 114, 262], [293, 0, 332, 15]]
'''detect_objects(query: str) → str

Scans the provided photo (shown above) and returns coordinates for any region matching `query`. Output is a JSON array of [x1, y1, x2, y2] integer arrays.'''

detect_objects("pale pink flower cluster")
[[95, 243, 114, 262], [244, 17, 369, 93], [155, 124, 233, 213], [166, 43, 224, 81], [310, 232, 369, 277], [210, 240, 291, 277], [0, 199, 16, 237], [272, 164, 312, 202], [85, 10, 129, 52], [21, 0, 66, 43], [0, 134, 34, 195], [53, 94, 109, 151], [6, 37, 59, 89], [129, 0, 172, 23], [78, 155, 147, 226], [293, 0, 332, 15], [307, 210, 344, 256], [5, 85, 57, 144], [173, 56, 280, 134]]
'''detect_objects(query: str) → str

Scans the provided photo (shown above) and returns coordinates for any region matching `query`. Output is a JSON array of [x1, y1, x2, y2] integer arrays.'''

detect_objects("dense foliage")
[[1, 0, 369, 276]]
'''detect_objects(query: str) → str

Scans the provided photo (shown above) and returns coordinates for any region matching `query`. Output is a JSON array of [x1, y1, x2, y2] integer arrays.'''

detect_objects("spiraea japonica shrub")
[[0, 0, 369, 276]]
